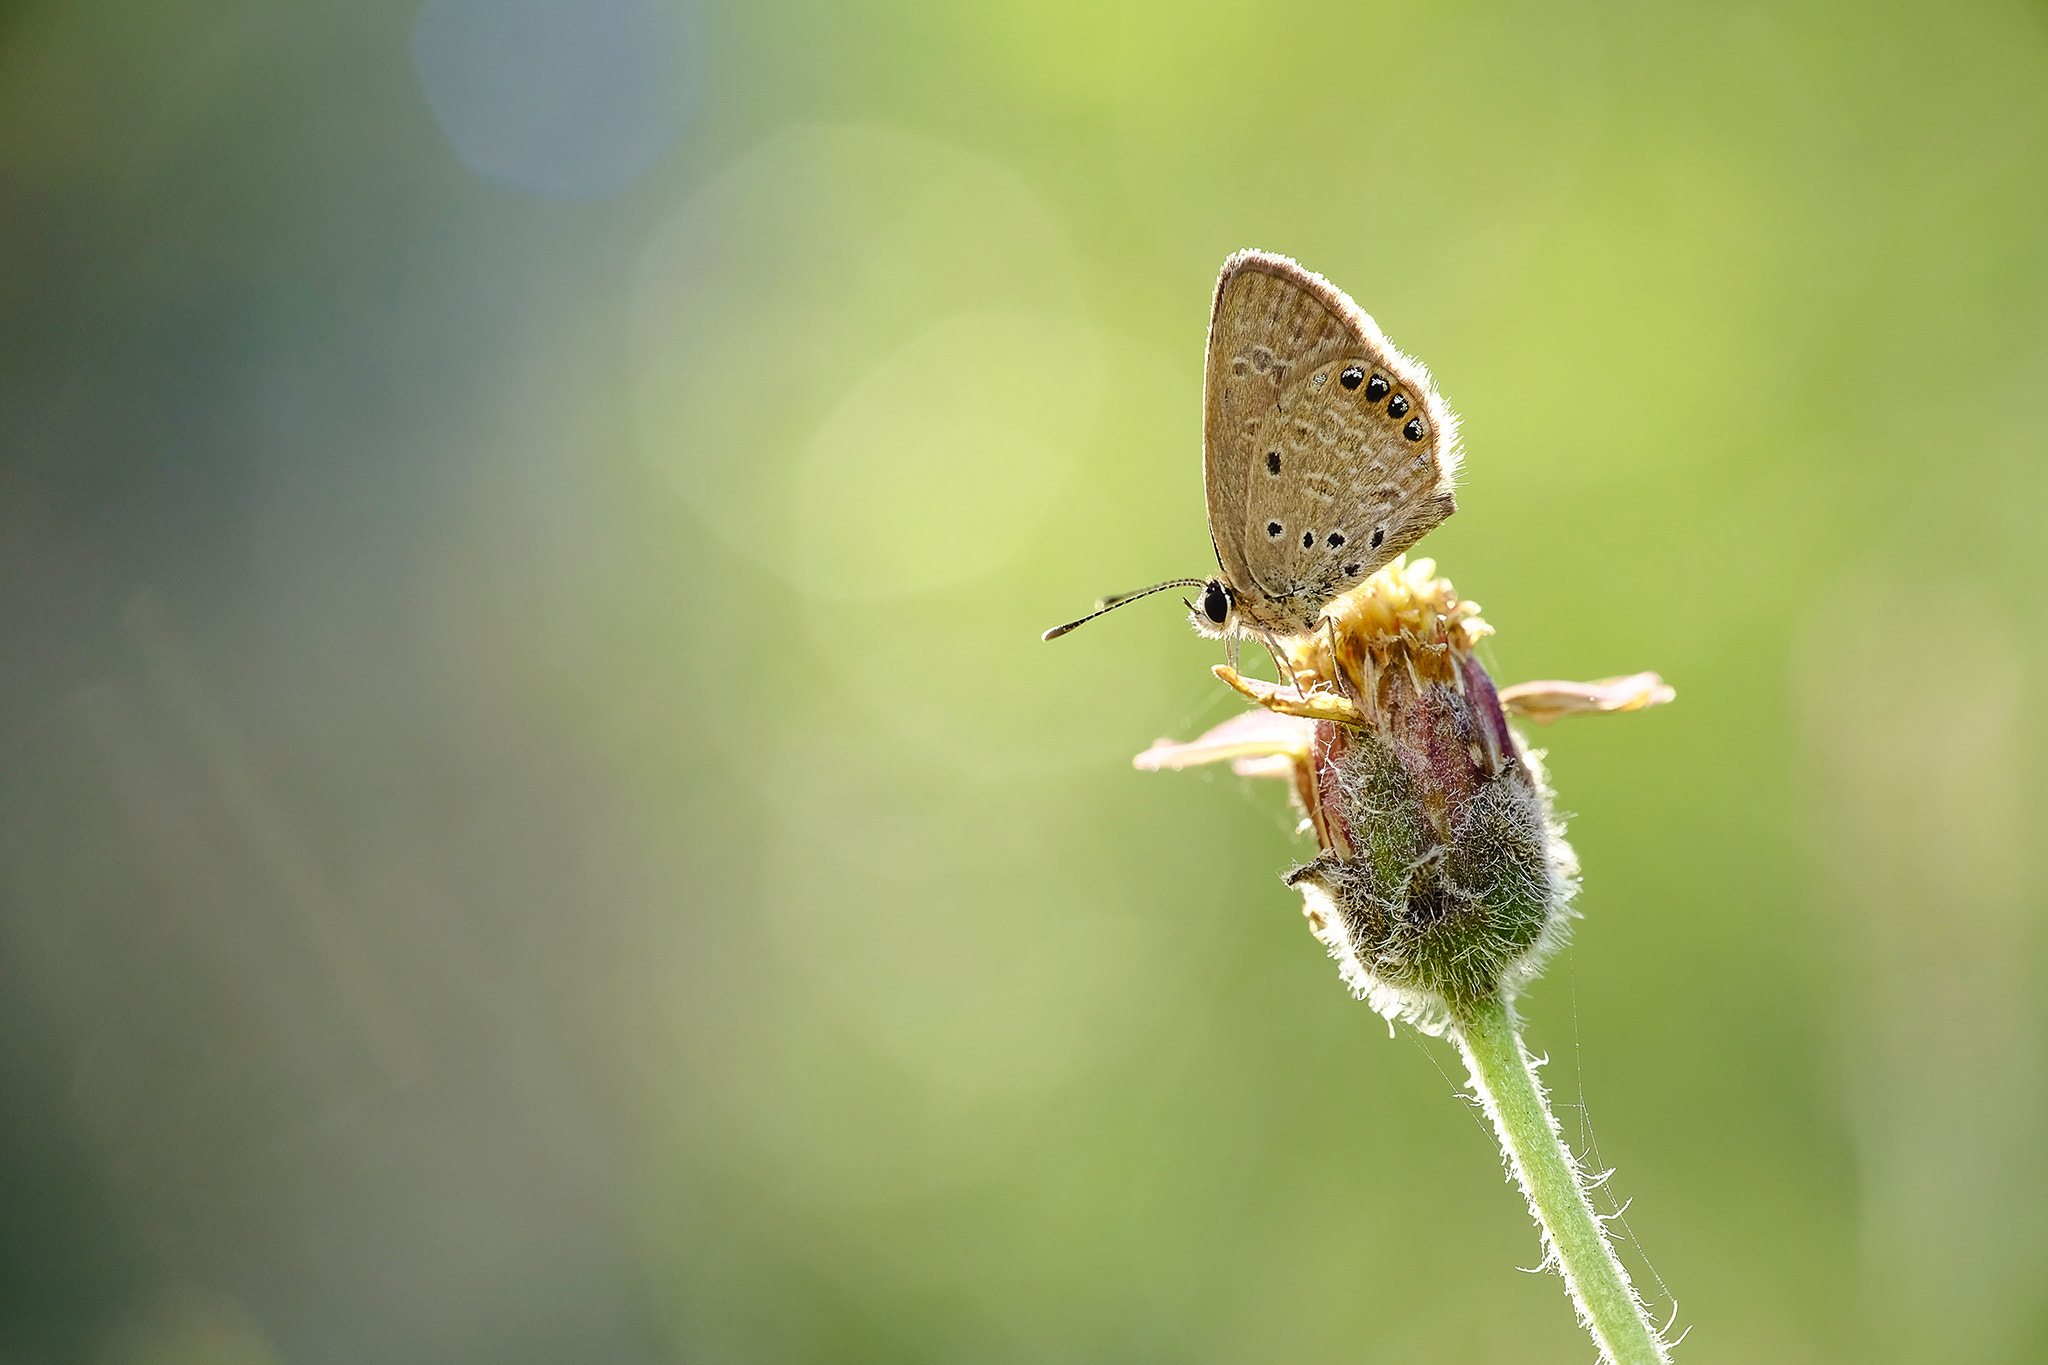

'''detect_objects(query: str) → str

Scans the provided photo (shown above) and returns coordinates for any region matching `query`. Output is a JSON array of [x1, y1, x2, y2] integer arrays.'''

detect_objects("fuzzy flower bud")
[[1137, 558, 1671, 1034]]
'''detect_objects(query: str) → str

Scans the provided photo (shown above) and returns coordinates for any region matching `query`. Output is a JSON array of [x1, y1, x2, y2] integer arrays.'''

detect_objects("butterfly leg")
[[1259, 633, 1295, 697], [1325, 615, 1359, 708]]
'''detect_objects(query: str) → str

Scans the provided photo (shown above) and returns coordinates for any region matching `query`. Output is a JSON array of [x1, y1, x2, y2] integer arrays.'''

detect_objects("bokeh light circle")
[[412, 0, 701, 198], [631, 125, 1093, 589]]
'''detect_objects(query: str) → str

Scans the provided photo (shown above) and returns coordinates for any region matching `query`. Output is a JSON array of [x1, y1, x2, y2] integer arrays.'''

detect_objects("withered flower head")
[[1138, 558, 1672, 1035]]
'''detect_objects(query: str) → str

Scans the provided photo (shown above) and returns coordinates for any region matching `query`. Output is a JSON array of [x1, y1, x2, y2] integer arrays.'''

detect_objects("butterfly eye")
[[1267, 521, 1283, 538], [1404, 417, 1426, 442], [1266, 451, 1280, 474], [1365, 375, 1391, 401], [1386, 393, 1410, 419], [1202, 582, 1231, 623], [1339, 365, 1364, 389]]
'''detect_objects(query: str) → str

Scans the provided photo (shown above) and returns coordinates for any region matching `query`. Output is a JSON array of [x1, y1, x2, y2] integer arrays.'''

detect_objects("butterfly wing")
[[1202, 251, 1460, 635]]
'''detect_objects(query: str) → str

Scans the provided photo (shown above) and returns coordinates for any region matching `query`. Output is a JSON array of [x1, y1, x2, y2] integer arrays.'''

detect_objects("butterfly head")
[[1185, 578, 1236, 639]]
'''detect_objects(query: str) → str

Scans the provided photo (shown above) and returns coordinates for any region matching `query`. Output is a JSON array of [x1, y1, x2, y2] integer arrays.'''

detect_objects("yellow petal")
[[1213, 664, 1366, 726]]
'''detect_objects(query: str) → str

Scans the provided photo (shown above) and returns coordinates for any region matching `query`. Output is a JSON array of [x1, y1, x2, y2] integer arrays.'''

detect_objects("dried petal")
[[1498, 672, 1677, 725], [1132, 708, 1314, 772]]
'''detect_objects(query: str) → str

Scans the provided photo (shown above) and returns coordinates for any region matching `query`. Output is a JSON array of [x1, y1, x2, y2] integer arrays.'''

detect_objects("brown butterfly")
[[1046, 249, 1461, 658]]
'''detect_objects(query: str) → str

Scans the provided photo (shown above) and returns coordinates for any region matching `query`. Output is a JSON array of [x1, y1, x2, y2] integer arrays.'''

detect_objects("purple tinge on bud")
[[1287, 628, 1574, 1034], [1139, 559, 1675, 1032]]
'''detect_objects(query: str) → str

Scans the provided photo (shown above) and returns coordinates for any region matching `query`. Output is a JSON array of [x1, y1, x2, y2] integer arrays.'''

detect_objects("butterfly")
[[1046, 249, 1461, 660]]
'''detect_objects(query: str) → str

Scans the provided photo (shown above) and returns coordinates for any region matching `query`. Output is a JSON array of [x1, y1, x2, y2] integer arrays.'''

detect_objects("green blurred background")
[[3, 1, 2046, 1361]]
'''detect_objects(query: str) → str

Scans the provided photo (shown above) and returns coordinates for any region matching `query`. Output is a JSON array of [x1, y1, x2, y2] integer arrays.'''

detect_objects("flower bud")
[[1138, 559, 1670, 1034]]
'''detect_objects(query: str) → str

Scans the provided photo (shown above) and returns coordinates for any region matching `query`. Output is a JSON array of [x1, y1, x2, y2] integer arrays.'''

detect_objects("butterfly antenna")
[[1042, 578, 1207, 640]]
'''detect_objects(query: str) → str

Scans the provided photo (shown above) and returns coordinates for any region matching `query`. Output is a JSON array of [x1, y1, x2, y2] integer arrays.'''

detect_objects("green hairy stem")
[[1452, 996, 1671, 1365]]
